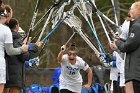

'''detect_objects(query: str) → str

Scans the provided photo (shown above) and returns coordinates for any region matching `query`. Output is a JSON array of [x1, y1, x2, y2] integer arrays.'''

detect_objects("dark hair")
[[67, 42, 78, 51], [8, 18, 19, 29]]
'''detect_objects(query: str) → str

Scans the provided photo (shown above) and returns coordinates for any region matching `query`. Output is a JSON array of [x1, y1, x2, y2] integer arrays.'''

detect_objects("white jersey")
[[110, 51, 122, 80], [0, 24, 12, 83], [120, 20, 130, 40], [59, 54, 89, 93], [0, 24, 12, 68], [119, 20, 130, 86], [110, 47, 125, 87], [110, 20, 130, 88]]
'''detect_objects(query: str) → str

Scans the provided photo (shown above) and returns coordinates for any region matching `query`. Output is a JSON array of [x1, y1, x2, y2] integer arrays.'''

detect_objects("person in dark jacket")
[[4, 18, 41, 93], [115, 1, 140, 93]]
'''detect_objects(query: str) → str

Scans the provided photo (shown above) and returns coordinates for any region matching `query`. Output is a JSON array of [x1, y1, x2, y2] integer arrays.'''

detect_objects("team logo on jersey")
[[130, 33, 134, 38], [66, 66, 79, 75]]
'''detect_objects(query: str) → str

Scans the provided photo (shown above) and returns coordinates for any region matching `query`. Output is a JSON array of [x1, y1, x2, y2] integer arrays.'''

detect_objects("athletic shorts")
[[0, 69, 6, 84]]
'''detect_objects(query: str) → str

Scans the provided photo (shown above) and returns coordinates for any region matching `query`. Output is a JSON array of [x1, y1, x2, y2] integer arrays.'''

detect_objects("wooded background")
[[3, 0, 138, 68]]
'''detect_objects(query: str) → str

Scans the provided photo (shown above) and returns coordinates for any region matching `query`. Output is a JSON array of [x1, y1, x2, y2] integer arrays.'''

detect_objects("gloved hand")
[[24, 57, 40, 68], [104, 54, 116, 67], [61, 45, 66, 52]]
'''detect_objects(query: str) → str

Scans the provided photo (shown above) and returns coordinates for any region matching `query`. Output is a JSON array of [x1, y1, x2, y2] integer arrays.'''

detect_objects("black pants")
[[113, 81, 125, 93], [60, 89, 76, 93], [133, 80, 140, 93]]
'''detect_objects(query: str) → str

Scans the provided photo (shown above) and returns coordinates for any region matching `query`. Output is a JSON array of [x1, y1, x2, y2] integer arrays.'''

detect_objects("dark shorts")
[[113, 81, 125, 93], [60, 89, 76, 93]]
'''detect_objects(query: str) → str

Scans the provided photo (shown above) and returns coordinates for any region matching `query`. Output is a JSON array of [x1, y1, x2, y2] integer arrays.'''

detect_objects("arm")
[[83, 67, 92, 89], [57, 45, 66, 63], [17, 45, 38, 62], [57, 51, 64, 63], [18, 42, 42, 62], [28, 44, 39, 53], [116, 23, 140, 53], [4, 27, 28, 55], [5, 43, 28, 55], [25, 41, 42, 57]]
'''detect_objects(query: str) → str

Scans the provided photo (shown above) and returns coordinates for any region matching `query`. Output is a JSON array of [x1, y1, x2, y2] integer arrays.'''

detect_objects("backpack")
[[81, 87, 94, 93], [83, 65, 105, 86], [81, 83, 105, 93], [83, 65, 106, 93], [26, 83, 43, 93]]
